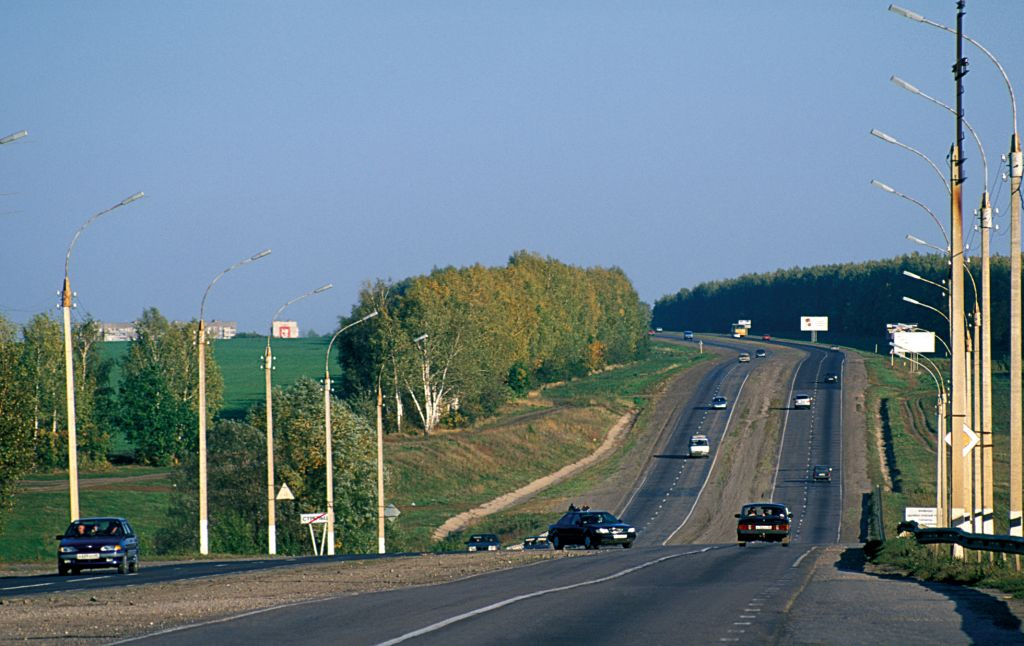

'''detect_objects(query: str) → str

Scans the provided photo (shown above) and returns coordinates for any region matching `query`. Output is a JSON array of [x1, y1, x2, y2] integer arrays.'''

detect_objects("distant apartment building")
[[273, 320, 299, 338], [206, 320, 237, 339], [102, 320, 237, 341], [101, 322, 137, 342]]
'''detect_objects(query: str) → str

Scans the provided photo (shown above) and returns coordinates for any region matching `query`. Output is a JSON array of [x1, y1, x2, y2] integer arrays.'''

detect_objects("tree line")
[[0, 251, 650, 551], [652, 252, 1016, 358], [335, 251, 651, 434]]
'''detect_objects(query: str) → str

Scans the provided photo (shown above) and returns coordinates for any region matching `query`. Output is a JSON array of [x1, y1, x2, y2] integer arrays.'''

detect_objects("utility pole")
[[948, 1, 970, 551], [1011, 130, 1023, 537], [980, 193, 994, 534]]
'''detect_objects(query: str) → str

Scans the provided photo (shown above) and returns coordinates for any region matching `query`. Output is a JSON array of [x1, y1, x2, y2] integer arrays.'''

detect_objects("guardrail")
[[896, 520, 1024, 556]]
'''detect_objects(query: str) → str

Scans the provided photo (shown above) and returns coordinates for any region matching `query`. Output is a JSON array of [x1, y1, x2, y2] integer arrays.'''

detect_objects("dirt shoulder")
[[0, 551, 584, 645]]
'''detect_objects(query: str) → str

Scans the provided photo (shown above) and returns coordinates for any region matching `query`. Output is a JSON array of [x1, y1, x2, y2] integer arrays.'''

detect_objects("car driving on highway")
[[736, 503, 792, 546], [824, 372, 839, 384], [689, 434, 710, 458], [465, 533, 501, 552], [548, 510, 636, 550], [711, 396, 728, 410], [812, 465, 833, 481], [738, 352, 751, 363], [56, 517, 139, 575], [793, 393, 813, 409], [755, 348, 766, 358]]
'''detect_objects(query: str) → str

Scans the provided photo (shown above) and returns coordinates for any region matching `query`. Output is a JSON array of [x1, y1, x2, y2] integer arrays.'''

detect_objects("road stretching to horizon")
[[4, 335, 1022, 643]]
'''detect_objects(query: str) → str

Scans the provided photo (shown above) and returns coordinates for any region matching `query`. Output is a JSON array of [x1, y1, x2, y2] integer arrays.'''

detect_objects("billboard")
[[800, 316, 828, 332], [737, 320, 752, 327], [892, 330, 936, 354]]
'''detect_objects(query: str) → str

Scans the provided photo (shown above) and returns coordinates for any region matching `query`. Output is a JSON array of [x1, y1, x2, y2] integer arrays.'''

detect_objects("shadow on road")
[[837, 547, 1024, 644]]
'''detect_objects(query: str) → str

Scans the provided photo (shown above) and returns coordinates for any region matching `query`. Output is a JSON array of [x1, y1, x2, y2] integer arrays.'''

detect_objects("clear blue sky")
[[2, 2, 1022, 334]]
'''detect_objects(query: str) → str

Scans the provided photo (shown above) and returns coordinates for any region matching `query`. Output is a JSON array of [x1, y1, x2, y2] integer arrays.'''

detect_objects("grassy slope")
[[4, 340, 708, 561], [862, 351, 1024, 594]]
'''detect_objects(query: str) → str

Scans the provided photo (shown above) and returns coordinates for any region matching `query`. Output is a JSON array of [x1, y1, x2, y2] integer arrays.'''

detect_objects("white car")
[[711, 396, 728, 410], [793, 394, 813, 409], [689, 435, 710, 458], [738, 352, 751, 363]]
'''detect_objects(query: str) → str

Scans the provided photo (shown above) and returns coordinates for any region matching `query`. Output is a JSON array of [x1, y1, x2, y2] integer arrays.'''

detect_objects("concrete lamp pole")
[[265, 283, 333, 555], [322, 310, 378, 556], [197, 249, 272, 555], [891, 0, 1020, 540], [60, 192, 144, 522]]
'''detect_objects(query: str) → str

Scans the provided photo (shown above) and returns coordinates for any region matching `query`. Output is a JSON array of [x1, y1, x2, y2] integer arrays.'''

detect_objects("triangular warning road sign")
[[276, 482, 295, 500]]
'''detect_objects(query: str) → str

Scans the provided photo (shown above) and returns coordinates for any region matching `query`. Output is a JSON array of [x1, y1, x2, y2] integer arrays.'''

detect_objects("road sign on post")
[[301, 512, 328, 555]]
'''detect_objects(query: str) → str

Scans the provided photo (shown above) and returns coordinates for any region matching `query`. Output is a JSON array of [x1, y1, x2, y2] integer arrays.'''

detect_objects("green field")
[[100, 336, 338, 419]]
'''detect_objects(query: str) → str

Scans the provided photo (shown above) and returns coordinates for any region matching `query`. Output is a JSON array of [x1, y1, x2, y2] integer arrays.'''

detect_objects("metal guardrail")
[[897, 520, 1024, 556]]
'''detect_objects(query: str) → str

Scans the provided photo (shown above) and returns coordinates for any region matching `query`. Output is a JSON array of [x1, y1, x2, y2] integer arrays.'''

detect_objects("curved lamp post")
[[265, 283, 332, 555], [196, 249, 271, 555], [322, 310, 378, 556], [872, 181, 950, 248], [61, 192, 144, 521], [871, 129, 950, 195], [891, 0, 1017, 541]]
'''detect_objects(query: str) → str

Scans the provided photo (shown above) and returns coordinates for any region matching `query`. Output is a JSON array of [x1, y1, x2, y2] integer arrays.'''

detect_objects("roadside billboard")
[[892, 330, 936, 354], [800, 316, 828, 332]]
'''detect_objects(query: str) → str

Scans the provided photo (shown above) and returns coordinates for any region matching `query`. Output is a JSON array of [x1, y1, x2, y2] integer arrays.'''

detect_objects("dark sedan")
[[735, 503, 792, 546], [465, 533, 501, 552], [548, 510, 636, 550], [57, 517, 139, 575]]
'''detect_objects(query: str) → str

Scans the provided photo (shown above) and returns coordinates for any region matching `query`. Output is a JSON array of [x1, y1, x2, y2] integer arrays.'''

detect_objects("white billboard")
[[892, 330, 936, 354], [800, 316, 828, 332], [737, 319, 752, 327]]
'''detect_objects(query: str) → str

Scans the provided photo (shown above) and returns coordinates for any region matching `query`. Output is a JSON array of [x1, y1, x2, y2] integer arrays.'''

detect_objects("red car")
[[762, 334, 771, 341]]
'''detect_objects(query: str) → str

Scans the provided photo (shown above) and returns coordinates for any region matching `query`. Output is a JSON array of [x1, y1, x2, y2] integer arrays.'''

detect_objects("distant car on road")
[[824, 373, 839, 384], [812, 465, 833, 482], [736, 503, 792, 546], [523, 536, 552, 550], [683, 330, 694, 341], [830, 345, 840, 352], [755, 348, 767, 358], [57, 517, 139, 575], [793, 394, 813, 409], [738, 352, 751, 363], [711, 396, 728, 410], [465, 533, 501, 552], [689, 434, 710, 458], [762, 334, 771, 341], [548, 510, 636, 550]]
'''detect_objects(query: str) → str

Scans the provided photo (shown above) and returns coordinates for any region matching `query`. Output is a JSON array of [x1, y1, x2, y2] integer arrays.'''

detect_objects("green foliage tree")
[[20, 314, 65, 468], [160, 377, 378, 555], [0, 316, 34, 532], [117, 308, 223, 466], [338, 252, 651, 433]]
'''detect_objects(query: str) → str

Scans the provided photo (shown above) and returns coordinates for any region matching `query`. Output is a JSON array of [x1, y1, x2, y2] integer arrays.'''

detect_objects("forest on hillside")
[[652, 253, 1014, 356]]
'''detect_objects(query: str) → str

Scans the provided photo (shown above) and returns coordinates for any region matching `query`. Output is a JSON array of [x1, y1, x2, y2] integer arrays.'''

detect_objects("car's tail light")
[[779, 524, 789, 532]]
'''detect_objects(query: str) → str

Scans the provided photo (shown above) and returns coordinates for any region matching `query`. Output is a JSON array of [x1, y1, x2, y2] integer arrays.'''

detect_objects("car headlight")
[[100, 545, 123, 553], [627, 528, 636, 533], [59, 546, 76, 554], [596, 528, 609, 534]]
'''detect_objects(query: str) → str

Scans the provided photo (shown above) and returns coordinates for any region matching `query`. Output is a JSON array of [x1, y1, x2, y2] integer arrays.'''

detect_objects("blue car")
[[56, 517, 140, 575]]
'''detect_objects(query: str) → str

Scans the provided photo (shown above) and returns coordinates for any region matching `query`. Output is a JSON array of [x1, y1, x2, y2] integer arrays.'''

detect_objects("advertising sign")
[[904, 507, 938, 527], [800, 316, 828, 332], [892, 330, 936, 354]]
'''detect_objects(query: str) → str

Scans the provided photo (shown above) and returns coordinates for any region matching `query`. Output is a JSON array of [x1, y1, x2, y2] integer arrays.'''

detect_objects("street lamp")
[[322, 309, 378, 556], [872, 181, 950, 248], [903, 295, 949, 324], [870, 129, 950, 195], [60, 192, 144, 521], [0, 130, 27, 145], [891, 0, 1016, 542], [903, 352, 948, 526], [196, 249, 271, 555], [265, 283, 332, 555]]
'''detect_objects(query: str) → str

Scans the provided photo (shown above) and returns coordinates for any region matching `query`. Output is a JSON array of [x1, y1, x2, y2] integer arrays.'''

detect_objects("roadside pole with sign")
[[301, 512, 329, 555]]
